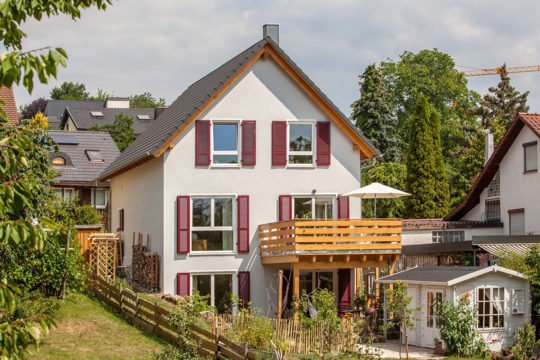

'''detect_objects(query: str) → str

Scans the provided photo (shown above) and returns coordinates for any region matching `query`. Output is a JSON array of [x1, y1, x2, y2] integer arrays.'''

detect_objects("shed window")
[[477, 287, 505, 329], [509, 209, 525, 235], [427, 291, 443, 328], [52, 156, 66, 165], [523, 141, 537, 172], [288, 123, 314, 165]]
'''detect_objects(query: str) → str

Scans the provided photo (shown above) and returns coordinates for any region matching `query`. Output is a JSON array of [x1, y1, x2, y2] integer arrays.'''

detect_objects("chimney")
[[263, 24, 279, 45], [485, 130, 494, 164], [154, 106, 167, 120]]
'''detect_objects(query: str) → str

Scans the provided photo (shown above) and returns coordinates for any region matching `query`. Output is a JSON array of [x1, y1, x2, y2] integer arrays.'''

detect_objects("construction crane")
[[459, 65, 540, 77]]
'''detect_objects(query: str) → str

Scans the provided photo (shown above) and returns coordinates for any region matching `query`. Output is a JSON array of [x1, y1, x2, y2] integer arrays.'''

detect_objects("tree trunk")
[[404, 325, 409, 359], [59, 228, 71, 299]]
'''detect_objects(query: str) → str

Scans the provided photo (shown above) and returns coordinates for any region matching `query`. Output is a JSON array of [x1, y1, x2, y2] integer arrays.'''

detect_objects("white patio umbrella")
[[342, 182, 411, 218]]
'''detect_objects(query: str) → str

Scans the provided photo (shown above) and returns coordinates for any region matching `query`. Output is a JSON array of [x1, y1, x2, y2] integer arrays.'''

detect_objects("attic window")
[[85, 150, 104, 162], [52, 156, 66, 165], [90, 111, 104, 117], [137, 114, 151, 120]]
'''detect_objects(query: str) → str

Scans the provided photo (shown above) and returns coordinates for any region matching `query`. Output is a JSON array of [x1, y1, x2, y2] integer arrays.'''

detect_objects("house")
[[377, 265, 530, 351], [98, 25, 401, 314], [44, 99, 105, 129], [0, 86, 19, 125], [47, 130, 121, 228]]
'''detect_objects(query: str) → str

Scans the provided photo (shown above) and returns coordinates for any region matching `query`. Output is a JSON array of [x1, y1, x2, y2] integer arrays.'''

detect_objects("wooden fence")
[[88, 274, 262, 359]]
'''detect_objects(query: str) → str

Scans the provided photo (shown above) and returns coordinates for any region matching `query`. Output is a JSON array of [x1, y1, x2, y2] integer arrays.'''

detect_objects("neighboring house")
[[44, 99, 105, 129], [47, 131, 121, 229], [0, 86, 19, 125], [98, 25, 401, 314], [378, 265, 530, 351]]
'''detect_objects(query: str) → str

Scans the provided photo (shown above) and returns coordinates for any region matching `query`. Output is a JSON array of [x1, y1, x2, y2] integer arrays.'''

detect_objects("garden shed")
[[377, 265, 530, 351]]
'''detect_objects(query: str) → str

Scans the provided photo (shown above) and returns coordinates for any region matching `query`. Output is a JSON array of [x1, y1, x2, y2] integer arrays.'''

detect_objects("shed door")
[[405, 286, 419, 346], [420, 288, 444, 348]]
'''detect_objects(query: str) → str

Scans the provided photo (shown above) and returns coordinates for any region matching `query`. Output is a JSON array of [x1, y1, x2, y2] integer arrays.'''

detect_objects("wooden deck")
[[259, 219, 402, 265]]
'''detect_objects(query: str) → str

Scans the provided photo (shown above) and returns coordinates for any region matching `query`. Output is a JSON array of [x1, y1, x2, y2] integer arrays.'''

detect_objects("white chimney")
[[485, 130, 494, 164], [105, 97, 130, 109], [263, 24, 279, 44]]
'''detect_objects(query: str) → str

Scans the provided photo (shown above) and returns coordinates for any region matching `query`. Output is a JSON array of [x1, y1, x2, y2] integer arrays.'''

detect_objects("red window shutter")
[[195, 120, 211, 166], [177, 196, 190, 254], [337, 196, 349, 219], [316, 122, 331, 166], [177, 272, 190, 296], [278, 195, 292, 221], [238, 271, 250, 309], [272, 121, 287, 166], [237, 195, 250, 253], [241, 121, 256, 166]]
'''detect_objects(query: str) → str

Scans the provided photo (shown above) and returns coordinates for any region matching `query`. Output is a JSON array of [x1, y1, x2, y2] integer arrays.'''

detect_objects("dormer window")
[[52, 156, 66, 166], [523, 141, 537, 172], [85, 150, 104, 162]]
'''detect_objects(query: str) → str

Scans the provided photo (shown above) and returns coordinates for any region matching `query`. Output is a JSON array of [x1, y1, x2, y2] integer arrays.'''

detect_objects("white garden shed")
[[377, 265, 530, 351]]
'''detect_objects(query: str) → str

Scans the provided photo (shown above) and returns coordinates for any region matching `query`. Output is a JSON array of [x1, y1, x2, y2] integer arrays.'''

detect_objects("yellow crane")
[[459, 64, 540, 77]]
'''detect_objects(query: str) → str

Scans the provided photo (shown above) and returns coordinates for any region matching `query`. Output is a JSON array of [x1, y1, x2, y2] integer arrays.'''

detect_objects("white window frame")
[[190, 195, 236, 254], [190, 271, 236, 311], [287, 120, 316, 168], [92, 188, 108, 209], [292, 195, 336, 220], [426, 290, 444, 328], [210, 119, 241, 168], [477, 286, 505, 330], [55, 188, 75, 203], [523, 141, 538, 173]]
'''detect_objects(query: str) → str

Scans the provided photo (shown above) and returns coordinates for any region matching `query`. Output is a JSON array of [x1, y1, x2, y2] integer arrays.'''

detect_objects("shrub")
[[74, 204, 101, 225], [511, 323, 539, 360], [229, 307, 274, 350]]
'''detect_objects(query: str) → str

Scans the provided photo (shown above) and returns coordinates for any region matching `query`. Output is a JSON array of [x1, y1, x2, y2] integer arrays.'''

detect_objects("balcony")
[[259, 219, 402, 266]]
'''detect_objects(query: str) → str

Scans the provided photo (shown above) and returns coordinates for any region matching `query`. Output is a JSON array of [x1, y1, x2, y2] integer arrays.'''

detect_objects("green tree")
[[129, 92, 166, 108], [384, 281, 418, 359], [50, 81, 90, 100], [91, 113, 136, 151], [88, 88, 111, 101], [476, 64, 529, 144], [405, 97, 449, 218], [362, 162, 407, 218], [352, 64, 400, 162]]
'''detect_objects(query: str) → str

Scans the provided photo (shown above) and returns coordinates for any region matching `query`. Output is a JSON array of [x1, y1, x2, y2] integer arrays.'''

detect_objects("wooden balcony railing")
[[259, 219, 402, 263]]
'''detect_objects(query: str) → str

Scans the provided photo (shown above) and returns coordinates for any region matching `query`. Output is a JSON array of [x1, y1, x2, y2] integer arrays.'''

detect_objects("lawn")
[[30, 293, 168, 359]]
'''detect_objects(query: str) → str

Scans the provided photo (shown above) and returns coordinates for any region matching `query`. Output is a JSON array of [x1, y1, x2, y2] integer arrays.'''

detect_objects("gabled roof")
[[44, 100, 105, 130], [99, 37, 378, 180], [377, 265, 527, 286], [0, 86, 18, 125], [65, 108, 155, 135], [47, 131, 120, 187], [445, 113, 540, 221]]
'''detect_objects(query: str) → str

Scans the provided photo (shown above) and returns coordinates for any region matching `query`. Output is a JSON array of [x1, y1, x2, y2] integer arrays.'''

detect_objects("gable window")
[[52, 156, 66, 166], [509, 209, 525, 235], [192, 197, 234, 251], [293, 196, 334, 219], [523, 141, 537, 172], [212, 122, 239, 165], [477, 287, 505, 329], [288, 123, 314, 165], [192, 273, 233, 313]]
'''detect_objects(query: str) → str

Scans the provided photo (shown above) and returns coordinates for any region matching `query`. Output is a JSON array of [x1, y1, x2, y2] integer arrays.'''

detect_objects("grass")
[[30, 293, 168, 360]]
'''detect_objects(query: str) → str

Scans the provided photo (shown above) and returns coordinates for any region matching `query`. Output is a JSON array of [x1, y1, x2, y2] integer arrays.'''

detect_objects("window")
[[485, 198, 501, 222], [192, 273, 233, 313], [85, 150, 104, 162], [427, 291, 443, 328], [212, 122, 239, 165], [477, 287, 505, 329], [93, 189, 107, 209], [54, 188, 74, 203], [523, 141, 538, 172], [118, 209, 124, 231], [293, 196, 334, 220], [431, 230, 465, 243], [288, 123, 314, 165], [192, 197, 234, 251], [90, 111, 103, 117], [137, 114, 151, 120], [52, 156, 66, 165], [509, 209, 525, 235]]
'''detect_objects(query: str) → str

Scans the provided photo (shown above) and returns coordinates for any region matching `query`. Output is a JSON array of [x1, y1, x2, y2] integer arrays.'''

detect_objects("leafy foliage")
[[130, 92, 166, 108], [436, 296, 489, 358], [228, 307, 274, 350], [20, 97, 47, 120], [511, 323, 539, 360], [91, 113, 136, 151], [384, 281, 418, 359], [88, 88, 111, 101], [352, 64, 400, 162], [50, 81, 90, 100], [405, 96, 449, 218], [24, 111, 49, 129], [73, 204, 101, 225], [362, 162, 407, 218]]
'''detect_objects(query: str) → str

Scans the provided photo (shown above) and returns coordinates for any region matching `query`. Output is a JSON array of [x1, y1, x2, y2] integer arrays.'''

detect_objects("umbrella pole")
[[374, 194, 377, 218]]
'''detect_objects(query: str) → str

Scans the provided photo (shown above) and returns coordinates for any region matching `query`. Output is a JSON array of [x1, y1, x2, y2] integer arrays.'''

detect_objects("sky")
[[13, 0, 540, 116]]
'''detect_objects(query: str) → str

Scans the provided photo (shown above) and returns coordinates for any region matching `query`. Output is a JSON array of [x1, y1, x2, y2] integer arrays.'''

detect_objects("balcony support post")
[[293, 266, 300, 320], [277, 269, 283, 323]]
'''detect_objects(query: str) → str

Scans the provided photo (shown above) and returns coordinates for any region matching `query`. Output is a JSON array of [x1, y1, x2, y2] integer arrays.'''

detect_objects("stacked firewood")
[[131, 233, 160, 292]]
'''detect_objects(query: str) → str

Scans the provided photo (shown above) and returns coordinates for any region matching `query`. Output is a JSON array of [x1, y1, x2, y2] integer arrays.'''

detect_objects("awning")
[[473, 235, 540, 256]]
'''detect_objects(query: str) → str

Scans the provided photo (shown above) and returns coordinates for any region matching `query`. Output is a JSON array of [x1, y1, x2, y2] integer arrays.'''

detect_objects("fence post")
[[214, 329, 220, 360]]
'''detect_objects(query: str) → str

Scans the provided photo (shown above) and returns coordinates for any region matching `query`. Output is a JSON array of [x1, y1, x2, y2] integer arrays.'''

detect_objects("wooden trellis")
[[131, 233, 160, 292], [89, 233, 120, 281]]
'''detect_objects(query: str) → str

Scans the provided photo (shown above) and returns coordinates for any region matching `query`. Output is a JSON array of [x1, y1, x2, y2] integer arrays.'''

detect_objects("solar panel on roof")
[[50, 133, 79, 145]]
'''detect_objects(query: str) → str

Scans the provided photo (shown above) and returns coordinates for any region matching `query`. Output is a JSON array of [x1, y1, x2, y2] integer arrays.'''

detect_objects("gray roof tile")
[[44, 100, 104, 119], [66, 108, 155, 135]]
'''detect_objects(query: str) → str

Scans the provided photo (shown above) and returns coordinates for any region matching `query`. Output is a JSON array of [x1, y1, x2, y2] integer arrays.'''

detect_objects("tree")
[[88, 88, 111, 101], [130, 92, 166, 108], [25, 112, 49, 129], [405, 97, 449, 218], [351, 64, 400, 162], [384, 281, 418, 359], [91, 113, 136, 151], [50, 81, 90, 100], [476, 64, 529, 144], [362, 162, 407, 218], [20, 97, 47, 120]]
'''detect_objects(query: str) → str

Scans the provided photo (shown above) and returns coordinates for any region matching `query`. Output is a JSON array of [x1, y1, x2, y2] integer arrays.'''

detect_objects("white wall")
[[160, 58, 362, 312], [402, 227, 504, 246]]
